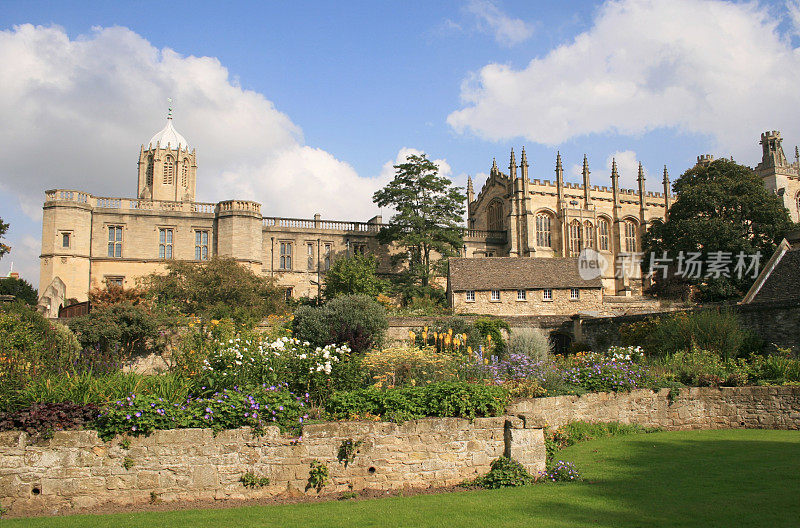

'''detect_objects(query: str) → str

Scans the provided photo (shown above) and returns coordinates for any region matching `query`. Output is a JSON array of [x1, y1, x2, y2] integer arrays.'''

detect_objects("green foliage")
[[472, 318, 510, 356], [472, 457, 534, 489], [0, 217, 9, 260], [620, 309, 753, 360], [7, 371, 192, 411], [240, 471, 270, 488], [0, 277, 37, 305], [325, 381, 509, 422], [293, 294, 388, 354], [373, 153, 465, 289], [306, 460, 329, 492], [92, 386, 308, 440], [143, 257, 285, 328], [643, 158, 794, 301], [337, 438, 363, 468], [323, 255, 386, 299], [363, 346, 458, 387], [120, 437, 131, 450], [68, 302, 168, 360], [0, 302, 81, 398], [123, 457, 134, 470], [749, 350, 800, 383]]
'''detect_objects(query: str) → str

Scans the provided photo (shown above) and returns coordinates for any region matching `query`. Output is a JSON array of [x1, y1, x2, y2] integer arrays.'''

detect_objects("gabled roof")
[[741, 237, 800, 304], [449, 257, 603, 291]]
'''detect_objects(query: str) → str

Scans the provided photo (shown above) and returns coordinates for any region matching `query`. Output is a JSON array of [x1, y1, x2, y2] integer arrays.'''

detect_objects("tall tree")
[[0, 217, 9, 260], [643, 158, 795, 300], [323, 254, 386, 299], [373, 154, 465, 292]]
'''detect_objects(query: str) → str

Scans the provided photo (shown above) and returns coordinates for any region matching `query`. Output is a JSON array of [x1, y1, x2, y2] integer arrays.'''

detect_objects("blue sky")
[[2, 0, 800, 286]]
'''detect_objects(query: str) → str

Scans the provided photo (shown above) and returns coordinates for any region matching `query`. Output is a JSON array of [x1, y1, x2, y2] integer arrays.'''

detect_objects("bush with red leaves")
[[0, 402, 99, 440]]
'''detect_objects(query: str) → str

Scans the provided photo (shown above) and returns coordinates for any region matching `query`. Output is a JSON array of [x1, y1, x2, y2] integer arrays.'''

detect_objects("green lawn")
[[8, 429, 800, 527]]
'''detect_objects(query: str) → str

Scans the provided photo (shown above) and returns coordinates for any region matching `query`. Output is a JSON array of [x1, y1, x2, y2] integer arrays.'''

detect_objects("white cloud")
[[606, 150, 646, 190], [1, 234, 39, 285], [0, 24, 386, 222], [465, 0, 534, 47], [448, 0, 800, 163], [788, 0, 800, 35]]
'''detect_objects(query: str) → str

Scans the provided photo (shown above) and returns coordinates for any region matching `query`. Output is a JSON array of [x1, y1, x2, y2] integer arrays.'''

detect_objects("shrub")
[[0, 302, 81, 395], [541, 461, 581, 482], [325, 381, 509, 422], [240, 472, 270, 488], [0, 402, 99, 440], [620, 309, 751, 360], [68, 302, 167, 360], [363, 346, 458, 387], [142, 257, 285, 328], [508, 328, 552, 362], [93, 385, 308, 440], [293, 295, 388, 354], [750, 350, 800, 383], [658, 348, 727, 386], [306, 460, 329, 492], [473, 457, 534, 488]]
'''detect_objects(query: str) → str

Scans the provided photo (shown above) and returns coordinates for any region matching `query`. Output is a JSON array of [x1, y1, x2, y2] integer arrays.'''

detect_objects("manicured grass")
[[7, 429, 799, 527]]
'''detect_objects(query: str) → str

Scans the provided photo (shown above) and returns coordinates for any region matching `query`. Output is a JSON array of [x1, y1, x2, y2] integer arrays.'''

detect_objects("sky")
[[2, 0, 800, 287]]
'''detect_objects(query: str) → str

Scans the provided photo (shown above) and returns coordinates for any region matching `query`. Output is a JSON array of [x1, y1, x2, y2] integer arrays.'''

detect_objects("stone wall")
[[0, 416, 544, 516], [575, 300, 800, 353], [508, 385, 800, 431]]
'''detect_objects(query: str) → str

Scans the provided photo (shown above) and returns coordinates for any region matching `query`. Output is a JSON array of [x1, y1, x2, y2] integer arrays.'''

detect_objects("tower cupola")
[[137, 103, 197, 202]]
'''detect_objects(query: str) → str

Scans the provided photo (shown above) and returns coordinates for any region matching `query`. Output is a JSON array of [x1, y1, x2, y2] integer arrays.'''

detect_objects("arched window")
[[163, 155, 174, 185], [535, 213, 552, 248], [487, 201, 503, 231], [146, 154, 154, 187], [181, 158, 189, 188], [569, 220, 582, 256], [598, 218, 610, 251], [583, 221, 595, 249], [624, 219, 638, 253]]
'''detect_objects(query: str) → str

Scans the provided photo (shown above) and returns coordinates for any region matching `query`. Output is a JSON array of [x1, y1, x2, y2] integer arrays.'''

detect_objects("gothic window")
[[598, 218, 610, 251], [568, 220, 582, 256], [487, 201, 503, 231], [146, 155, 154, 187], [279, 242, 293, 270], [624, 219, 638, 253], [107, 226, 123, 258], [159, 228, 173, 259], [163, 155, 174, 185], [583, 221, 595, 249], [195, 230, 209, 260], [535, 213, 552, 248], [181, 158, 189, 188]]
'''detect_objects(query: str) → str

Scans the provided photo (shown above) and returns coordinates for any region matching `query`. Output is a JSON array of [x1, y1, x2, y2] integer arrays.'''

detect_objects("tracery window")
[[583, 221, 595, 249], [624, 219, 638, 253], [568, 220, 582, 257], [146, 154, 154, 187], [598, 218, 610, 251], [487, 201, 503, 232], [535, 213, 552, 248]]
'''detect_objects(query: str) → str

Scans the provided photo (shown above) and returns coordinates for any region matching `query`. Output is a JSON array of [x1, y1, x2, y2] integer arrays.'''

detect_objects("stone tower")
[[137, 106, 197, 202], [755, 130, 800, 222]]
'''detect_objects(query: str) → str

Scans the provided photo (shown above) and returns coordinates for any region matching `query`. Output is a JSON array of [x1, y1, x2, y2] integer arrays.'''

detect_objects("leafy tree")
[[293, 294, 388, 353], [373, 154, 465, 292], [142, 257, 285, 327], [68, 302, 166, 359], [0, 277, 37, 305], [323, 254, 386, 299], [643, 158, 795, 300], [0, 217, 9, 260]]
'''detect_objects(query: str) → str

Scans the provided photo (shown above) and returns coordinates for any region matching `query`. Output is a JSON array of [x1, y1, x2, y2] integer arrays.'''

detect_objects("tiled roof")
[[449, 257, 603, 291], [749, 248, 800, 303]]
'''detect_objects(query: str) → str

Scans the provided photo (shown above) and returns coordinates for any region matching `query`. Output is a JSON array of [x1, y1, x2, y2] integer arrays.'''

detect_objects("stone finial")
[[582, 154, 590, 175], [662, 165, 669, 184], [509, 148, 517, 179], [556, 151, 562, 171], [795, 146, 799, 164], [611, 158, 618, 180], [491, 157, 498, 173], [637, 162, 645, 182], [520, 146, 528, 167]]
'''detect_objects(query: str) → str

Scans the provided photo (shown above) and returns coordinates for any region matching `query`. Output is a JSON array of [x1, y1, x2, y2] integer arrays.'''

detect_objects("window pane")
[[108, 243, 114, 257], [109, 228, 114, 242], [166, 246, 172, 259], [166, 230, 172, 243], [202, 231, 208, 244], [159, 246, 165, 259], [115, 244, 121, 258], [116, 228, 122, 242]]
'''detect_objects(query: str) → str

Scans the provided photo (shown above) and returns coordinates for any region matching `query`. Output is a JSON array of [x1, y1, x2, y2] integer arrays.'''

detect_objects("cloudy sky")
[[2, 0, 800, 286]]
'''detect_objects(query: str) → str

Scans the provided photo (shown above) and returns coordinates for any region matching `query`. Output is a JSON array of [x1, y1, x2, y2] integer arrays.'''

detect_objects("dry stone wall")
[[509, 386, 800, 430], [0, 416, 544, 516]]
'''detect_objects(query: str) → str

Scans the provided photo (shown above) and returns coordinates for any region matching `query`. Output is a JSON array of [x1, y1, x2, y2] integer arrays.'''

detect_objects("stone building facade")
[[36, 110, 800, 316]]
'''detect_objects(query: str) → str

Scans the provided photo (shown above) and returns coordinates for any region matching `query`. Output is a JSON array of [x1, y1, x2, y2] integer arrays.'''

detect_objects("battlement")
[[696, 154, 714, 165], [45, 189, 218, 214], [761, 130, 781, 140]]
